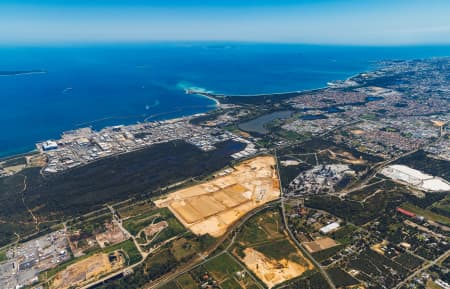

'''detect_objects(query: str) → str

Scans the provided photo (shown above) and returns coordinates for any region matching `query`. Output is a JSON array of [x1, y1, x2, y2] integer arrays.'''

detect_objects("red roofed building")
[[396, 207, 416, 218]]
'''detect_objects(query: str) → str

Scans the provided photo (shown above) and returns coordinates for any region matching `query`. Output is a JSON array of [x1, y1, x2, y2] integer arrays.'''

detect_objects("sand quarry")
[[242, 247, 313, 288], [51, 252, 123, 289], [155, 156, 281, 237]]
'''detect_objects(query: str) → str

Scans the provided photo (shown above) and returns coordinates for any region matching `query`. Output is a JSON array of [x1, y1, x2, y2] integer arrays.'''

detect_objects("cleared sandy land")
[[27, 154, 47, 167], [351, 129, 365, 135], [242, 247, 313, 289], [143, 221, 168, 238], [371, 240, 389, 255], [154, 156, 281, 237], [51, 252, 123, 289], [303, 237, 338, 253], [95, 222, 127, 248], [328, 149, 367, 165]]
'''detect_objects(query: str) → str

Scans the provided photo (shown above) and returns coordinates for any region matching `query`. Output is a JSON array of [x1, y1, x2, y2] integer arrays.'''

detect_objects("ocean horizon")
[[1, 42, 450, 158]]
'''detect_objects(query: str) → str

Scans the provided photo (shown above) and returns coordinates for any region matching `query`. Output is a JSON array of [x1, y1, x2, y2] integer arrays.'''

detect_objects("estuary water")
[[0, 43, 449, 157]]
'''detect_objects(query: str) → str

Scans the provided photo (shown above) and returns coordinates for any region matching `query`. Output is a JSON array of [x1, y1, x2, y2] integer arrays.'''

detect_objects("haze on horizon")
[[0, 0, 449, 45]]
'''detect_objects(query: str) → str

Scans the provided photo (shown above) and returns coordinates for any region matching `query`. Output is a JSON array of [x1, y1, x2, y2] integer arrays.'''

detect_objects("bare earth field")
[[51, 252, 124, 289], [155, 156, 281, 237], [95, 222, 128, 248], [303, 237, 339, 253], [142, 221, 168, 238], [242, 246, 313, 289]]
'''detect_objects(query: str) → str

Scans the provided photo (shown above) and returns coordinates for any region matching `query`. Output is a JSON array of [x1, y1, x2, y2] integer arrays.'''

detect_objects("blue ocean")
[[1, 43, 449, 157]]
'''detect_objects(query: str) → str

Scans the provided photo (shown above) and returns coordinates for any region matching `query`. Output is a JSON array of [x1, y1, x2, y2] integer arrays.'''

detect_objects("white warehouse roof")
[[319, 222, 340, 234]]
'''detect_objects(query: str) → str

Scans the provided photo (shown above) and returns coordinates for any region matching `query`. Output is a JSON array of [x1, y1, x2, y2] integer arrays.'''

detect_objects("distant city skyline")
[[1, 0, 449, 45]]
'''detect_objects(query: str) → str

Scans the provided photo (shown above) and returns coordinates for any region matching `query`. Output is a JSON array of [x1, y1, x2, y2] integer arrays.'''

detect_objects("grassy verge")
[[400, 202, 450, 226], [0, 249, 7, 262], [175, 273, 197, 289]]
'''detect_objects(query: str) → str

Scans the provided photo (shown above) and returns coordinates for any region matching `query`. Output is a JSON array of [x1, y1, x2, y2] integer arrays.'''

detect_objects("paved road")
[[144, 201, 280, 289], [76, 177, 280, 289], [79, 205, 149, 289], [274, 149, 336, 289], [107, 205, 149, 259], [224, 251, 265, 289], [340, 132, 445, 198], [279, 196, 336, 289], [336, 150, 417, 199], [393, 249, 450, 289]]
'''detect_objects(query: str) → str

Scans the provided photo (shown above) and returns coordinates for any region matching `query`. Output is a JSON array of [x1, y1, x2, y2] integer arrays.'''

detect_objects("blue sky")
[[1, 0, 449, 45]]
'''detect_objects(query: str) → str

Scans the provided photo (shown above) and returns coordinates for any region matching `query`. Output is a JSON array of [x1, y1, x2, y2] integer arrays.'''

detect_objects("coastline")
[[188, 84, 331, 102], [198, 92, 221, 107], [2, 44, 450, 161], [0, 73, 360, 159], [0, 148, 38, 161], [186, 67, 373, 101], [184, 88, 221, 107], [0, 91, 221, 159], [0, 55, 383, 160]]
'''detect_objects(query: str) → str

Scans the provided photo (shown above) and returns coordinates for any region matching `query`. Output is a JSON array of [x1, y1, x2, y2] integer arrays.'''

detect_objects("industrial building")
[[319, 222, 340, 234]]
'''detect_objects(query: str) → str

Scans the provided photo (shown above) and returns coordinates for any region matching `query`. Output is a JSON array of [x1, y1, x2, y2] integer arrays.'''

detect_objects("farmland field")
[[175, 273, 197, 289]]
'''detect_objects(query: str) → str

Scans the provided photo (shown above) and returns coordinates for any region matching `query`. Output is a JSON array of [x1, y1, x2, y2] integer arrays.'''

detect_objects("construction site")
[[95, 222, 128, 248], [50, 251, 124, 289], [154, 155, 281, 237], [241, 245, 314, 289]]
